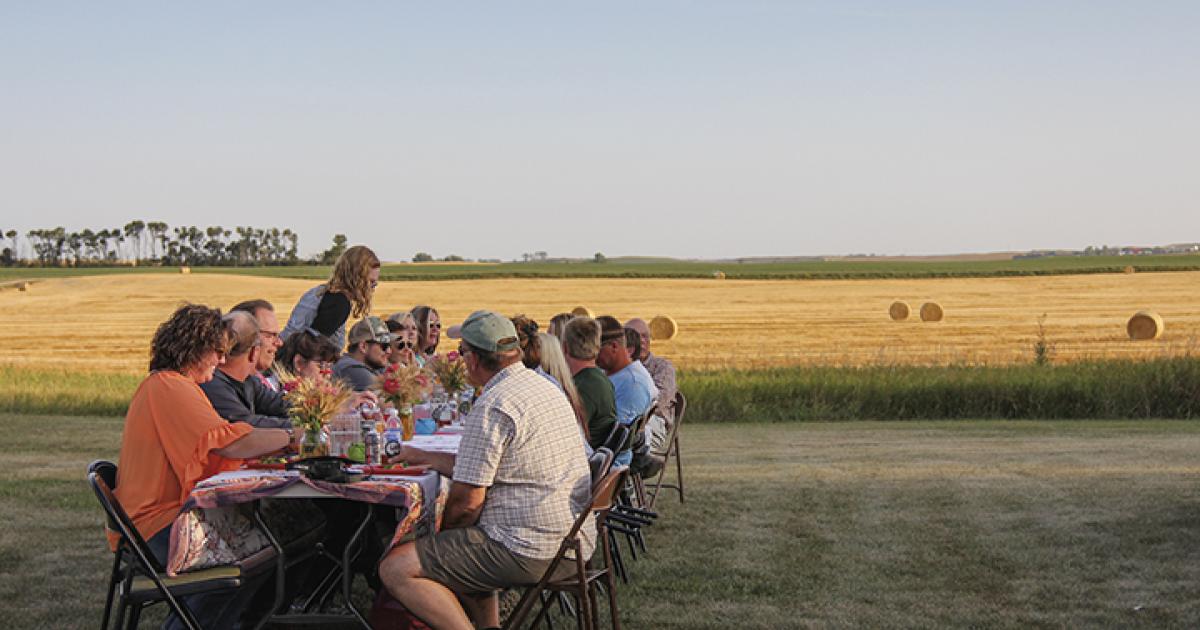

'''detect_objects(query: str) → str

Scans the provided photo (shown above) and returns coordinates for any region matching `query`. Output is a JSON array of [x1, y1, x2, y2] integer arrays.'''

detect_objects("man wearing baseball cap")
[[332, 316, 391, 391], [595, 315, 658, 468], [379, 310, 593, 629]]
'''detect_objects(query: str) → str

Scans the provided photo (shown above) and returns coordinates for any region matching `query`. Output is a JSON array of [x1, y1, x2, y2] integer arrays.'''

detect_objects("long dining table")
[[167, 432, 462, 628]]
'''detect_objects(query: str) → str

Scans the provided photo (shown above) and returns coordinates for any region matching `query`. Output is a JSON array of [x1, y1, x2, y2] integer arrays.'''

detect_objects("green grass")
[[680, 357, 1200, 421], [3, 415, 1199, 628], [3, 253, 1200, 283], [7, 358, 1200, 421], [0, 367, 141, 416]]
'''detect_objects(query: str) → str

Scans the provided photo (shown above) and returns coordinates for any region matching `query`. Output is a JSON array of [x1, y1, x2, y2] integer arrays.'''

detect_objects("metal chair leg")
[[674, 432, 684, 502]]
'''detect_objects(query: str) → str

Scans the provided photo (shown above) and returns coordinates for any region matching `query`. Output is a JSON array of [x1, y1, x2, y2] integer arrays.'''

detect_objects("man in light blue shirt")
[[595, 316, 658, 466]]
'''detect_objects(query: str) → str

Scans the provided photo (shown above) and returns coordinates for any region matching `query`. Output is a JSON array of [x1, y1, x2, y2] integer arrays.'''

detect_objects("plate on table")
[[244, 457, 296, 471], [357, 464, 430, 476]]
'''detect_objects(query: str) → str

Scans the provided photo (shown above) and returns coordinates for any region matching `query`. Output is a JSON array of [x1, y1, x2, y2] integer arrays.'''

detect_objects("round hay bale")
[[919, 302, 944, 322], [1123, 265, 1135, 274], [888, 301, 910, 321], [1127, 311, 1163, 340], [649, 315, 678, 340], [570, 306, 593, 318], [180, 266, 191, 275], [712, 271, 726, 280], [16, 281, 29, 292]]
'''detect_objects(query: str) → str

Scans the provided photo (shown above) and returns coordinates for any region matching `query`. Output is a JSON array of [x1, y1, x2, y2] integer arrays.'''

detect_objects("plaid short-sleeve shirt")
[[453, 363, 595, 560]]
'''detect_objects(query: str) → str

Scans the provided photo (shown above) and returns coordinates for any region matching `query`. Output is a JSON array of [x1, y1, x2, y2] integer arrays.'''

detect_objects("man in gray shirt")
[[200, 311, 293, 431], [332, 316, 391, 391], [379, 311, 593, 630]]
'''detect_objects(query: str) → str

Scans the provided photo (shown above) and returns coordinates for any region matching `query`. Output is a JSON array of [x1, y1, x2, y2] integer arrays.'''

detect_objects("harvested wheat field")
[[1, 272, 1198, 372]]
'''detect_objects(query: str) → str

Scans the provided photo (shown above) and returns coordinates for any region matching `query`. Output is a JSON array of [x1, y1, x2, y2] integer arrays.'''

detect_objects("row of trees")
[[0, 222, 346, 267]]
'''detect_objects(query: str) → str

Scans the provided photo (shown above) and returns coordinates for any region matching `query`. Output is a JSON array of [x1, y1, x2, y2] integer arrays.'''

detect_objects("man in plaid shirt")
[[380, 310, 594, 630]]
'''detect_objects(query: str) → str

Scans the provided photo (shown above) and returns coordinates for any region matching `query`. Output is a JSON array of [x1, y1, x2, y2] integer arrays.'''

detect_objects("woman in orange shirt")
[[114, 303, 290, 629]]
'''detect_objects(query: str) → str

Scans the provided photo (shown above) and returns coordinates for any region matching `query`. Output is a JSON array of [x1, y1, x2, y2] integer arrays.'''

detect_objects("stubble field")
[[0, 271, 1196, 373]]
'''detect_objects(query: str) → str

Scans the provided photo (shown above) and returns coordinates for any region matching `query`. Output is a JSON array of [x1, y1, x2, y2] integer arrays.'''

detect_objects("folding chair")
[[648, 391, 686, 509], [88, 460, 274, 630], [503, 467, 627, 630], [626, 405, 657, 509], [588, 447, 615, 491]]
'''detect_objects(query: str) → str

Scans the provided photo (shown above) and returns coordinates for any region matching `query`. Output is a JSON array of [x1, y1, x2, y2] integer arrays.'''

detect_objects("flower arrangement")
[[428, 351, 468, 394], [275, 363, 354, 455], [375, 361, 434, 410]]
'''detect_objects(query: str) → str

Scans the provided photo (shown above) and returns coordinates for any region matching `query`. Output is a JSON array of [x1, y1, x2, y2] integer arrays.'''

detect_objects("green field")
[[7, 358, 1199, 421], [3, 416, 1198, 628], [3, 253, 1200, 283]]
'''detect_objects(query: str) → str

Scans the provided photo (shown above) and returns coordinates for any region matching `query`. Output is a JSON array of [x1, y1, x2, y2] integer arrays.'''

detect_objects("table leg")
[[341, 502, 374, 628], [251, 500, 286, 630]]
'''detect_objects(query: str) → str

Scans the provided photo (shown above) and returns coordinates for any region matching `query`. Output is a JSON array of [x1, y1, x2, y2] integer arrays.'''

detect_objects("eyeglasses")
[[457, 343, 471, 356], [302, 358, 333, 371]]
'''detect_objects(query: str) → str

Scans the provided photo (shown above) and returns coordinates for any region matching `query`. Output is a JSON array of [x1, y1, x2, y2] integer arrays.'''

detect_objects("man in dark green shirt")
[[562, 317, 617, 452]]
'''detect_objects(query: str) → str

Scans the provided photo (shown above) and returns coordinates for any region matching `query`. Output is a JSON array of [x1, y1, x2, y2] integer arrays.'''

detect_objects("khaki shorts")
[[416, 526, 575, 595]]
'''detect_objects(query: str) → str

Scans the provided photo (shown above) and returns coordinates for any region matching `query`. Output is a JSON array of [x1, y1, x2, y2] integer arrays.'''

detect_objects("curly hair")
[[510, 314, 542, 370], [149, 304, 229, 373], [325, 245, 380, 318]]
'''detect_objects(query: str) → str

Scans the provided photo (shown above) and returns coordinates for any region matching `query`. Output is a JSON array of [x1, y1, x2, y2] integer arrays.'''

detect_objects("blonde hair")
[[326, 245, 380, 318], [538, 332, 587, 437]]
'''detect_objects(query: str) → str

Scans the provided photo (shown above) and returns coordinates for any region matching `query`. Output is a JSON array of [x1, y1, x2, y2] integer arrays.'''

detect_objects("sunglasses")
[[393, 340, 414, 350], [429, 322, 442, 330]]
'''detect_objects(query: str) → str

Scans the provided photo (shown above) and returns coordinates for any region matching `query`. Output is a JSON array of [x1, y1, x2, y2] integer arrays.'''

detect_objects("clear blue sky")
[[2, 2, 1197, 261]]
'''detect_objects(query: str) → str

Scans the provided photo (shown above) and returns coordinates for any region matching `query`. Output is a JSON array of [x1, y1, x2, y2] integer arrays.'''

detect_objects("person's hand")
[[351, 391, 378, 408], [288, 428, 302, 453], [387, 444, 427, 466]]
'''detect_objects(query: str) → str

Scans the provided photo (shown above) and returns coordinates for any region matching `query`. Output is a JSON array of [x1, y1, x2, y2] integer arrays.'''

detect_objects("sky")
[[1, 2, 1198, 261]]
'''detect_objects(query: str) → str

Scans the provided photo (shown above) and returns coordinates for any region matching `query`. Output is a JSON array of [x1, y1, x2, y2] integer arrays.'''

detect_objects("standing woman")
[[281, 246, 381, 351], [410, 305, 441, 365]]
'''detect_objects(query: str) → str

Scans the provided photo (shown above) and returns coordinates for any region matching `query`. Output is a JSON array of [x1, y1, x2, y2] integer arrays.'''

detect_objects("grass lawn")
[[3, 416, 1199, 628]]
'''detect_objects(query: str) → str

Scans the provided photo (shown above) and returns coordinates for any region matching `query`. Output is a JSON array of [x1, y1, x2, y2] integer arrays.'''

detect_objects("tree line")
[[0, 222, 348, 267]]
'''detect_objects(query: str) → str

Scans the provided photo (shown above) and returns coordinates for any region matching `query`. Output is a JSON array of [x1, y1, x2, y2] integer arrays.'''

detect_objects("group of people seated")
[[109, 245, 679, 629]]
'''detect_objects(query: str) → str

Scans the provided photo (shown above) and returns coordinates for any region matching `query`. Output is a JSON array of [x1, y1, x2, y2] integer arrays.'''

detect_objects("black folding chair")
[[648, 391, 687, 509], [588, 447, 615, 491], [88, 460, 274, 630]]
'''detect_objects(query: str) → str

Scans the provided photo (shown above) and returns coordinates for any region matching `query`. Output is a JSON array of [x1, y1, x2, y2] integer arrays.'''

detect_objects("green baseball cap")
[[459, 310, 520, 352]]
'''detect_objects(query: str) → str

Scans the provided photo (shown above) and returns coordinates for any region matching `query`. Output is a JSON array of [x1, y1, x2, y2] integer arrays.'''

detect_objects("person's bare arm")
[[388, 445, 456, 476], [442, 481, 487, 530], [213, 428, 289, 459]]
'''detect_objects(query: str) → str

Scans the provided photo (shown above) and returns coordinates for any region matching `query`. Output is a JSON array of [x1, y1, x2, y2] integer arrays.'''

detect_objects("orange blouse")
[[111, 370, 253, 549]]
